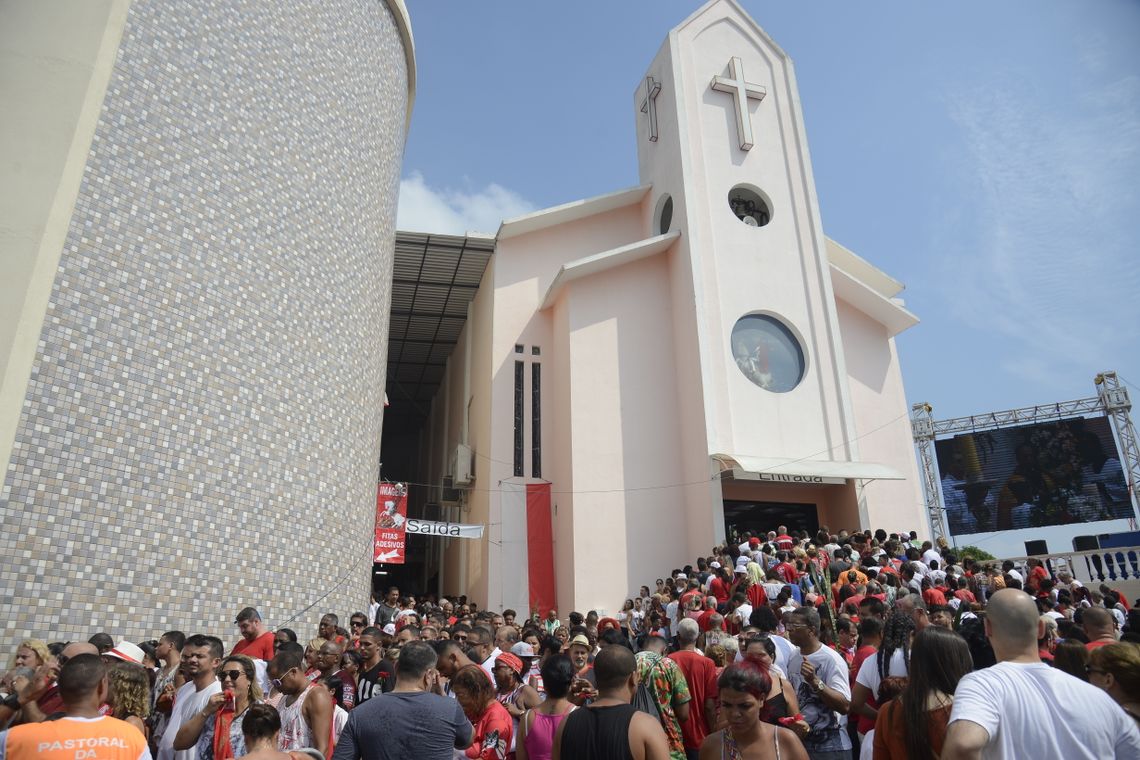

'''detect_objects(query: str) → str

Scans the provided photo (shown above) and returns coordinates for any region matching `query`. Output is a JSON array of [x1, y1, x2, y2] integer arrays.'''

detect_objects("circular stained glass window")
[[730, 314, 806, 392]]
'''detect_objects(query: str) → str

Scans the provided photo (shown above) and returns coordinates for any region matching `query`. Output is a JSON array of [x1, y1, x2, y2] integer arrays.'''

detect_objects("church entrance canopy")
[[712, 453, 905, 484]]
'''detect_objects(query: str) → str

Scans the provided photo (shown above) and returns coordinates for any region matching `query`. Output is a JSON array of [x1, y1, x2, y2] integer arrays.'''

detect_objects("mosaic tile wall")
[[0, 0, 406, 648]]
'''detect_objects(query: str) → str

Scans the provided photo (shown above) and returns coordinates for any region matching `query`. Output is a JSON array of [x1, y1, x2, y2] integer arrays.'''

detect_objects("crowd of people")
[[4, 525, 1140, 759]]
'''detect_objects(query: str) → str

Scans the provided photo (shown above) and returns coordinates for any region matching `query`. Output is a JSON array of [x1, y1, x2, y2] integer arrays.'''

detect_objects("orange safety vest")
[[2, 715, 148, 760]]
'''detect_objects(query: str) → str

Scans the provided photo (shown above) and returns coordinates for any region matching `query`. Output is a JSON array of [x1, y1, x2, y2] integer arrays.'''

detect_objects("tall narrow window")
[[513, 360, 524, 476], [531, 362, 541, 478]]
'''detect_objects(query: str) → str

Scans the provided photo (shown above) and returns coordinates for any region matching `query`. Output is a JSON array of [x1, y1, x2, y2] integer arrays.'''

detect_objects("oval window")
[[730, 314, 806, 392], [657, 194, 674, 235], [727, 185, 771, 227]]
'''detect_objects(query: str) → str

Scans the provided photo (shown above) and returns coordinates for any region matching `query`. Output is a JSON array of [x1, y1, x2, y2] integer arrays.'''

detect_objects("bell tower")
[[634, 0, 860, 484]]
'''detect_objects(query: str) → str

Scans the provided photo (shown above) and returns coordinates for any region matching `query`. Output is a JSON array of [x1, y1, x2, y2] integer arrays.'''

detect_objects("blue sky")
[[397, 0, 1140, 422]]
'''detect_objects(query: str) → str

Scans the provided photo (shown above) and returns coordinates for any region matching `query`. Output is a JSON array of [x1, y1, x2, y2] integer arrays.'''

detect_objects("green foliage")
[[954, 545, 996, 561]]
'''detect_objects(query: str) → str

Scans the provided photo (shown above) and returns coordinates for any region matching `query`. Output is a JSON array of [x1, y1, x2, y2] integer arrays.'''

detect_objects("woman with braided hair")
[[873, 626, 973, 759], [848, 610, 915, 737]]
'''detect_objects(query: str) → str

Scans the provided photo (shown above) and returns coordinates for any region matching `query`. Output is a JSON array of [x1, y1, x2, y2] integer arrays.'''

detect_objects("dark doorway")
[[724, 500, 819, 544]]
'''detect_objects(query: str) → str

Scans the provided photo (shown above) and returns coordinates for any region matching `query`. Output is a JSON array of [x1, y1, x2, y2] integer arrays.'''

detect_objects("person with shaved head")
[[942, 589, 1140, 759], [1083, 606, 1119, 650]]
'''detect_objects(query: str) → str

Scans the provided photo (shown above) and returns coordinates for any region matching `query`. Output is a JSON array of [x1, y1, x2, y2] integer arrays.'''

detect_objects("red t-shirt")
[[466, 700, 513, 759], [775, 534, 794, 551], [1087, 639, 1115, 651], [849, 645, 876, 688], [922, 588, 948, 608], [709, 577, 730, 604], [775, 562, 798, 585], [669, 650, 718, 751], [696, 609, 717, 632], [745, 583, 768, 610], [232, 631, 275, 660], [35, 685, 64, 717], [954, 589, 977, 605], [1027, 566, 1049, 593]]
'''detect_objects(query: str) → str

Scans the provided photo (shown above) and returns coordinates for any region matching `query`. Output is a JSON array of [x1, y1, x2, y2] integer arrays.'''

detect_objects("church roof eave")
[[825, 237, 905, 299], [539, 230, 681, 311], [497, 185, 651, 241], [829, 262, 919, 337]]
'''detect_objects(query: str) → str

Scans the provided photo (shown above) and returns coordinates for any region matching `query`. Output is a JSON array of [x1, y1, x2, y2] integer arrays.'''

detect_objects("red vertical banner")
[[526, 483, 556, 617], [374, 483, 408, 564]]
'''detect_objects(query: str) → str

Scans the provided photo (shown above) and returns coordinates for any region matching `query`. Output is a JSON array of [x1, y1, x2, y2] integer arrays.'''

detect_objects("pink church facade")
[[413, 1, 924, 615]]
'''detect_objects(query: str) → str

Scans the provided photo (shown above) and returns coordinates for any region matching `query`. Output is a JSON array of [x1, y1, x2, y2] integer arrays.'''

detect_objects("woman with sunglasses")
[[1087, 641, 1140, 725], [192, 655, 263, 760]]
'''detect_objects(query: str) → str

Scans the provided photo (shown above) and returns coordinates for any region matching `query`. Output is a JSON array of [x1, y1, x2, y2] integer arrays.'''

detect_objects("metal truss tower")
[[912, 370, 1140, 544], [1096, 372, 1140, 517]]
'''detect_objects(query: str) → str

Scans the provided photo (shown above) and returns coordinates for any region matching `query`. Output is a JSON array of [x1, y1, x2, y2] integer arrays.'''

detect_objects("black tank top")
[[558, 703, 637, 760], [763, 676, 791, 723]]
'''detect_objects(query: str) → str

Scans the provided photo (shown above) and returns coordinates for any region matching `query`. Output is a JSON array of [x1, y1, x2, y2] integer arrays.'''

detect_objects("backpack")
[[632, 659, 662, 719]]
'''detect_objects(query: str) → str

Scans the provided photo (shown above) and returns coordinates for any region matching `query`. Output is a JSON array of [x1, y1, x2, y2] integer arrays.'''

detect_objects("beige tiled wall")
[[0, 0, 406, 649]]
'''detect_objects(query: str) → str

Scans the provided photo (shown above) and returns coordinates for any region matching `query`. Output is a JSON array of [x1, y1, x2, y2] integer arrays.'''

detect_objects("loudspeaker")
[[1024, 539, 1048, 556], [1072, 535, 1100, 552]]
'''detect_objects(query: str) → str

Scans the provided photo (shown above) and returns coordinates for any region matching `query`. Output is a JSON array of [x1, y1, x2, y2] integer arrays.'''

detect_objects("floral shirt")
[[635, 651, 691, 760]]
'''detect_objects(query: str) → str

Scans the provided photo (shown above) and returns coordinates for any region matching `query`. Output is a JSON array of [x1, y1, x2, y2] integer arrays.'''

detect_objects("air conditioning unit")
[[450, 443, 474, 486], [441, 476, 461, 506]]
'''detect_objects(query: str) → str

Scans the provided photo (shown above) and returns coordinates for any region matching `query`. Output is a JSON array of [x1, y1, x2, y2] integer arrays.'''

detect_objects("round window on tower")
[[730, 313, 806, 392], [656, 194, 674, 235], [727, 185, 772, 228]]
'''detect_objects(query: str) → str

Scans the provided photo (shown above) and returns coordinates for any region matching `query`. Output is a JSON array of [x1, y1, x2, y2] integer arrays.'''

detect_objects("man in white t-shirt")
[[665, 589, 682, 639], [943, 589, 1140, 759], [785, 606, 851, 759], [158, 635, 222, 760], [920, 542, 941, 567], [729, 593, 753, 631]]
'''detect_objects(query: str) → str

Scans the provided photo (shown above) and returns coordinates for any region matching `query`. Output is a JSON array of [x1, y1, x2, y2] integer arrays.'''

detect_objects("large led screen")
[[935, 415, 1131, 534]]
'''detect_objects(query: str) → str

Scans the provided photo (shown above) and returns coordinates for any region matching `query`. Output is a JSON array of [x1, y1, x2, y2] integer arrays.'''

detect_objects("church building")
[[386, 0, 925, 615]]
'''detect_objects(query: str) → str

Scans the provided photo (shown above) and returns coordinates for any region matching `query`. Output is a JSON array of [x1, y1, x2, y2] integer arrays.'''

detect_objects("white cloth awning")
[[712, 453, 905, 484]]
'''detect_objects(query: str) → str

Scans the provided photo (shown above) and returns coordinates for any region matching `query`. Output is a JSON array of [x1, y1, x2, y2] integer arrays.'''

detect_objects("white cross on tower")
[[710, 57, 767, 151], [640, 76, 662, 142]]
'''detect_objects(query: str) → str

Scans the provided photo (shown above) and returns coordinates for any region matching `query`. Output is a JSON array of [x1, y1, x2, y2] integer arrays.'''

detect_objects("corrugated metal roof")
[[384, 231, 495, 433]]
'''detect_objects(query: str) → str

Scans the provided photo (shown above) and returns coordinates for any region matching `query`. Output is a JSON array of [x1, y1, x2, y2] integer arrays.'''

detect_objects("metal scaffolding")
[[912, 370, 1140, 544], [1097, 372, 1140, 518]]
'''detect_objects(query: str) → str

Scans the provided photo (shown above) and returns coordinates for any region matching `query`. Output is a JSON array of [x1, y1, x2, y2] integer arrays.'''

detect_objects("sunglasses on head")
[[220, 669, 244, 682]]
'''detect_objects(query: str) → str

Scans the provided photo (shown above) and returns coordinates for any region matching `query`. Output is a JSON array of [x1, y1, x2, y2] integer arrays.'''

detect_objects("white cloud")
[[396, 172, 536, 235], [935, 61, 1140, 390]]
